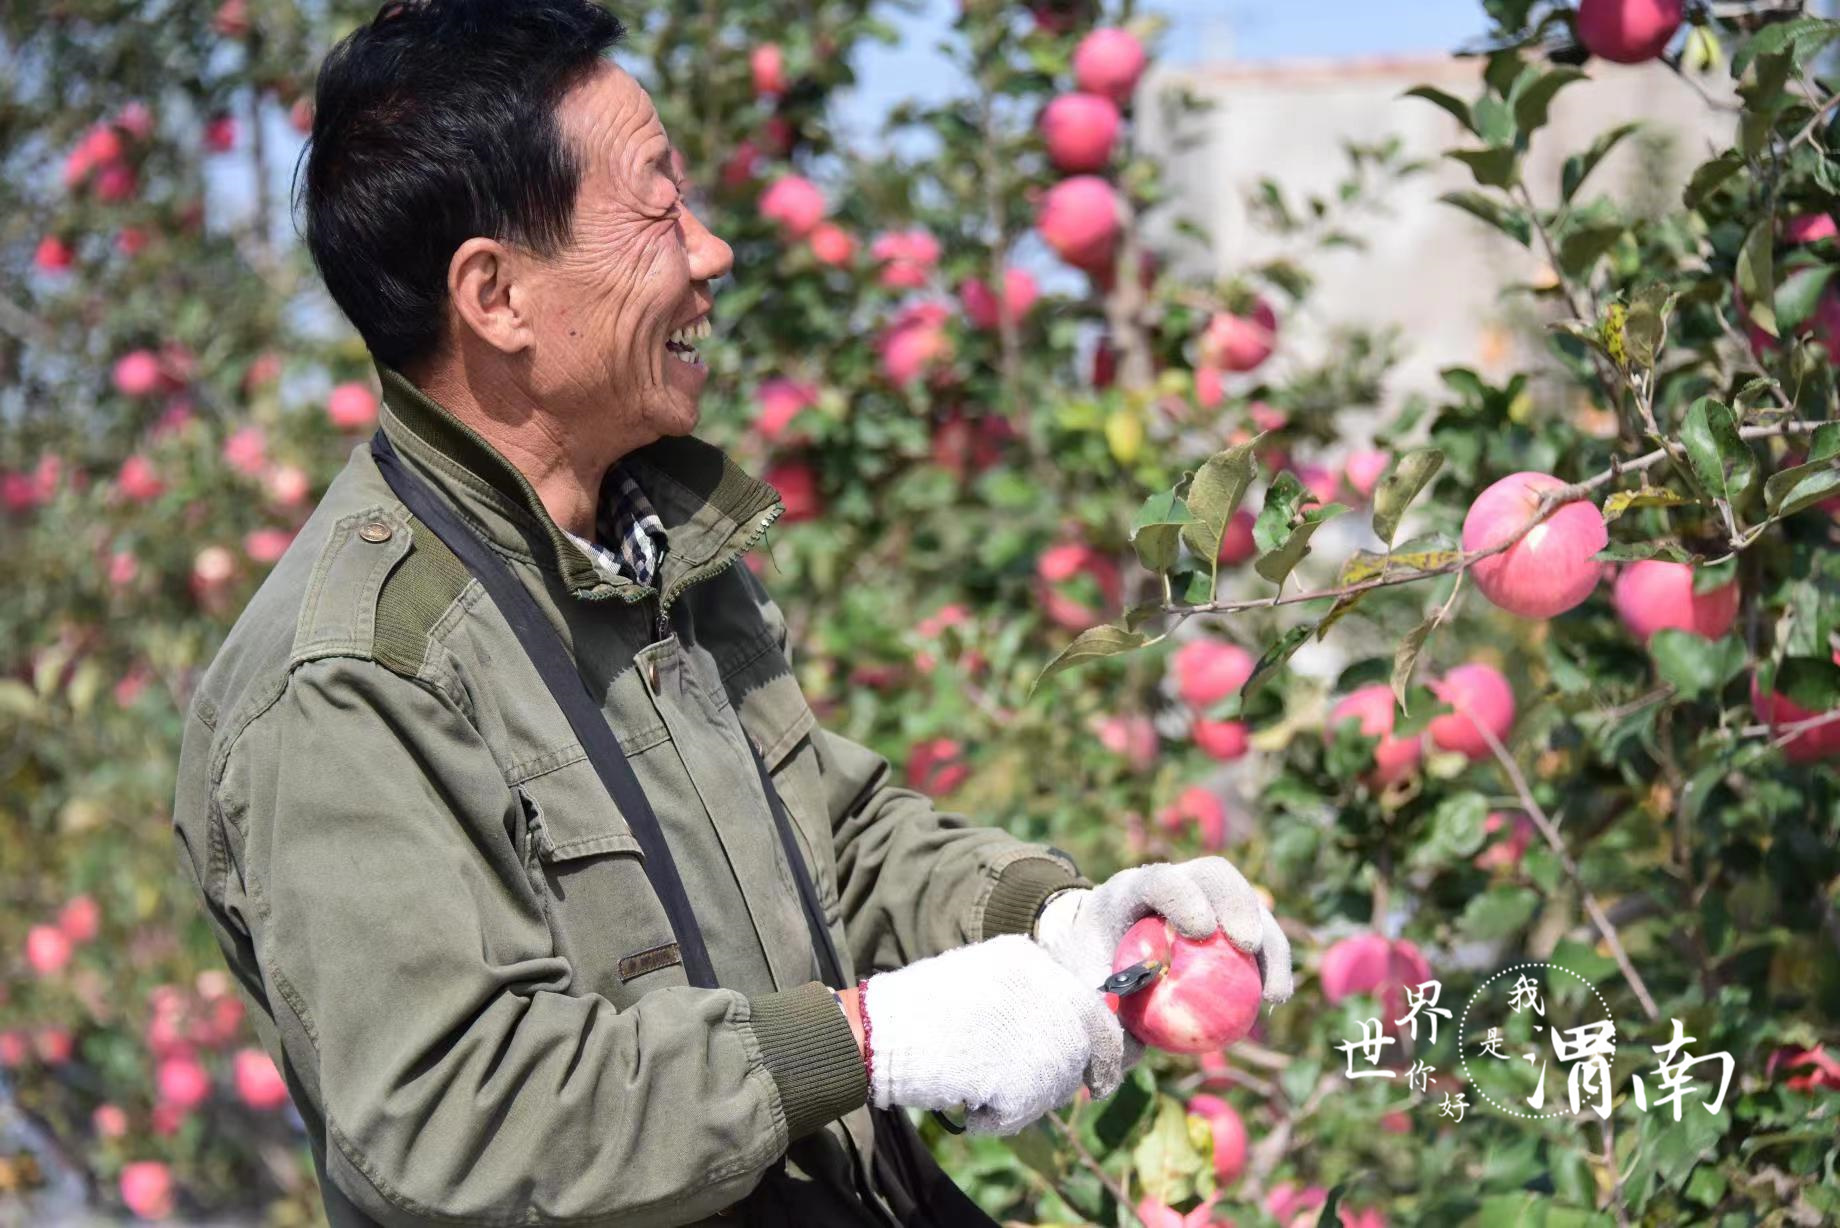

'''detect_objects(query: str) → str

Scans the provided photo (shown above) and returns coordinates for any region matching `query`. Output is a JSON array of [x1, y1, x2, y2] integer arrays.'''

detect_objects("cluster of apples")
[[1034, 28, 1144, 275]]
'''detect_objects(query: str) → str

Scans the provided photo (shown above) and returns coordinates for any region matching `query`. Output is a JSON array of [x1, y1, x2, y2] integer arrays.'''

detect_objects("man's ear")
[[446, 237, 535, 356]]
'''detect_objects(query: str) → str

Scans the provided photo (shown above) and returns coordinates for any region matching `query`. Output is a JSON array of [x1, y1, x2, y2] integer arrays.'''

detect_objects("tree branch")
[[1164, 421, 1825, 620], [1046, 1110, 1141, 1225], [1473, 717, 1661, 1021]]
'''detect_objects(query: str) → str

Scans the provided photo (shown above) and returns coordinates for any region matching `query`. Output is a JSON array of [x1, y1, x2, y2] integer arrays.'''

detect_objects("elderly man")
[[171, 2, 1291, 1225]]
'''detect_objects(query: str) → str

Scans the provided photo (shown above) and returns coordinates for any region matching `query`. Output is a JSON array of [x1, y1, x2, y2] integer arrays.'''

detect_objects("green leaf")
[[1680, 397, 1757, 505], [1596, 540, 1694, 563], [1737, 218, 1777, 338], [1180, 437, 1261, 561], [1242, 624, 1317, 699], [1123, 602, 1164, 632], [1411, 793, 1492, 871], [1650, 628, 1747, 700], [1562, 121, 1640, 203], [1132, 1097, 1208, 1208], [1392, 607, 1443, 712], [1692, 557, 1736, 596], [1623, 282, 1677, 371], [1438, 190, 1532, 246], [1402, 85, 1475, 134], [1132, 488, 1195, 574], [1557, 221, 1626, 279], [1314, 1184, 1348, 1228], [1511, 67, 1585, 138], [1459, 886, 1540, 940], [1683, 151, 1743, 210], [1473, 96, 1516, 147], [1731, 15, 1840, 76], [1255, 503, 1349, 585], [1777, 655, 1840, 710], [1253, 471, 1307, 553], [1773, 264, 1838, 333], [1032, 625, 1149, 694], [1601, 485, 1693, 522], [1450, 146, 1519, 189], [1764, 422, 1840, 516], [1371, 447, 1445, 545], [1091, 1066, 1156, 1152]]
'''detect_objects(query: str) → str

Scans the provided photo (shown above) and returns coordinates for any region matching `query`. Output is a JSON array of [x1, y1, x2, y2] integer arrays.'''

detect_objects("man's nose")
[[683, 205, 733, 284]]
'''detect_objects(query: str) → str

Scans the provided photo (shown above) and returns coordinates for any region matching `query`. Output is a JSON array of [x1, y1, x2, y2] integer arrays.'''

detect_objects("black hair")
[[299, 0, 627, 371]]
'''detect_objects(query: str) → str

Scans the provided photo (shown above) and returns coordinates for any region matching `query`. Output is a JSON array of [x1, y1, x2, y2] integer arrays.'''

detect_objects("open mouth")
[[665, 316, 710, 367]]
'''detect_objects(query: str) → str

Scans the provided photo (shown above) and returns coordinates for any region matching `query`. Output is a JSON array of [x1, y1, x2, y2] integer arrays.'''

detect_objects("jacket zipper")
[[655, 504, 785, 629], [640, 504, 781, 690]]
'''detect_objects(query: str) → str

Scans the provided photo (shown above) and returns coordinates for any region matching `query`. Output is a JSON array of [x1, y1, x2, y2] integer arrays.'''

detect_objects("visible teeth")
[[668, 318, 711, 347]]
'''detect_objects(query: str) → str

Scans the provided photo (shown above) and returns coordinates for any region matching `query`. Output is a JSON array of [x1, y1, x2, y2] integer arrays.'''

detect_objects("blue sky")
[[843, 0, 1486, 132]]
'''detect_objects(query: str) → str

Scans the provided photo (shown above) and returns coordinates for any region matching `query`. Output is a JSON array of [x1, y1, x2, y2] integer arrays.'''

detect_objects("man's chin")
[[653, 389, 703, 438]]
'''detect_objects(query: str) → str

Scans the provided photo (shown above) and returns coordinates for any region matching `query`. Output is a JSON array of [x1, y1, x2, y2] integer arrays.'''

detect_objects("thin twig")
[[1734, 703, 1840, 749], [1600, 1116, 1631, 1228], [1473, 718, 1661, 1022], [1047, 1110, 1141, 1225], [1790, 90, 1840, 151]]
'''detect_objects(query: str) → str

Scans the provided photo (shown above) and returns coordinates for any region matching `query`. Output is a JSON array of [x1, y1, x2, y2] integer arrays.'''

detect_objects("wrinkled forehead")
[[556, 60, 672, 182]]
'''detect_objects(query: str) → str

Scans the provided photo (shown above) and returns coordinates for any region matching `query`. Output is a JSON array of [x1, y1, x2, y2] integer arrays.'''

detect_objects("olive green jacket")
[[169, 365, 1082, 1227]]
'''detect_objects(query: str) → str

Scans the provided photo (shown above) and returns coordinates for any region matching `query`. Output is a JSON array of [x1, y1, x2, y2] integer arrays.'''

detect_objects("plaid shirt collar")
[[560, 463, 667, 589]]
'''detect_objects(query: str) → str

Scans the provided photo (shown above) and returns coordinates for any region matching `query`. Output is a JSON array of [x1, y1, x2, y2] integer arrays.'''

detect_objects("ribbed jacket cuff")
[[977, 854, 1087, 940], [748, 982, 868, 1142]]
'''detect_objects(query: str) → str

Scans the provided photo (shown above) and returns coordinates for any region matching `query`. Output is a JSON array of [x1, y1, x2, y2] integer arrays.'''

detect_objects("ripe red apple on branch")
[[1575, 0, 1683, 65], [1109, 915, 1263, 1054], [1462, 471, 1607, 619]]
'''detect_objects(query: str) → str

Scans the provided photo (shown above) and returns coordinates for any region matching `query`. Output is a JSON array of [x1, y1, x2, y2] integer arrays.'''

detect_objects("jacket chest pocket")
[[725, 649, 841, 929], [512, 748, 686, 1005]]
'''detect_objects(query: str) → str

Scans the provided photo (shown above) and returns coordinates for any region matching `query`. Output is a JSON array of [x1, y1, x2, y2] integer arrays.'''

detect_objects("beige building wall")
[[1138, 54, 1739, 407]]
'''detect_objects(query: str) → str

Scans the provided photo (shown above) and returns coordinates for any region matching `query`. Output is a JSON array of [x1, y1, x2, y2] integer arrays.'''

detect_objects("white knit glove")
[[860, 934, 1125, 1135], [1035, 858, 1294, 1009]]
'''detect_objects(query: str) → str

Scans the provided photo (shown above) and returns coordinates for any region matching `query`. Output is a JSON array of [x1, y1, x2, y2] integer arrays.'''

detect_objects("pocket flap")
[[732, 662, 818, 769], [515, 754, 644, 862]]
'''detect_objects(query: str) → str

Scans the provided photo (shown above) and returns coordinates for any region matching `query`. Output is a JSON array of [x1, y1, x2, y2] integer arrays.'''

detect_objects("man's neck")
[[409, 356, 636, 541]]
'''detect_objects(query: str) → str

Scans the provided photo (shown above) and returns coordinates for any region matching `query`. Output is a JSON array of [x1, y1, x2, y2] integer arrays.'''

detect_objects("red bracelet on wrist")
[[857, 977, 874, 1086]]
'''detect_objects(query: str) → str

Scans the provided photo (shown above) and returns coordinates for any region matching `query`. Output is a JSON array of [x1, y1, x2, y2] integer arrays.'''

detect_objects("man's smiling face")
[[521, 61, 732, 443]]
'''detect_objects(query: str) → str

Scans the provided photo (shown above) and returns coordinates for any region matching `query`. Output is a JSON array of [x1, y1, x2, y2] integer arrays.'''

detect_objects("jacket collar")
[[373, 362, 783, 604]]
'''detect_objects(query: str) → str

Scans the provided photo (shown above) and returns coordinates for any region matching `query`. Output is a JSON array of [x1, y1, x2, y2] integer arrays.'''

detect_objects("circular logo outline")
[[1458, 960, 1615, 1121]]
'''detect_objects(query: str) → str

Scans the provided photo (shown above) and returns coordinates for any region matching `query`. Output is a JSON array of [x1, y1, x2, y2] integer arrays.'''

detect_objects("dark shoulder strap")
[[746, 743, 846, 989], [369, 429, 718, 989]]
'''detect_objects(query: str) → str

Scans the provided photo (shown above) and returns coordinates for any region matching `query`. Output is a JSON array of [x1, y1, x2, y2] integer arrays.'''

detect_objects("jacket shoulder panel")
[[288, 504, 415, 669], [371, 516, 475, 681]]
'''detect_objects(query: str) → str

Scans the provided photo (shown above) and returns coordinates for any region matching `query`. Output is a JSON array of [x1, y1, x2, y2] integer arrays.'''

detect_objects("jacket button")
[[358, 521, 393, 543]]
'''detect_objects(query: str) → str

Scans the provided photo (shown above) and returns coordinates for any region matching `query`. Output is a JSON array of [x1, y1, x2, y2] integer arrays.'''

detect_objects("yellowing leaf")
[[1602, 485, 1693, 522]]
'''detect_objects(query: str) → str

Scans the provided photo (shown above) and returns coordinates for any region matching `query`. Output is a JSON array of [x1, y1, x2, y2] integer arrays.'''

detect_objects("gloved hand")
[[1034, 858, 1294, 1017], [861, 934, 1124, 1135]]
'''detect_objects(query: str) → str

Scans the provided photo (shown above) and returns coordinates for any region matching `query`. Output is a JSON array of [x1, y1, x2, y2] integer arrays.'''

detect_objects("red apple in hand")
[[1111, 915, 1262, 1054]]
